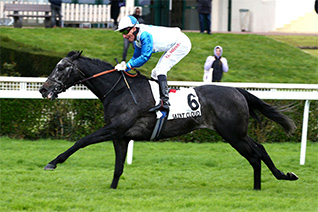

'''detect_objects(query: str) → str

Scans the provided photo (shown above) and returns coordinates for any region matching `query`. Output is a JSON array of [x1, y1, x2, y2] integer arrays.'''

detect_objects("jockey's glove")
[[115, 61, 127, 71]]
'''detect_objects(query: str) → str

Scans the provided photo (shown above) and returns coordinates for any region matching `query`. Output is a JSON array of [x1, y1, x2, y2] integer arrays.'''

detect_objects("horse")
[[39, 51, 298, 190]]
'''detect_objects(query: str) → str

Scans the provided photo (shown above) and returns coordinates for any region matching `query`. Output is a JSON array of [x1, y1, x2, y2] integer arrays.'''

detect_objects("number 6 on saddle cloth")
[[149, 80, 202, 140]]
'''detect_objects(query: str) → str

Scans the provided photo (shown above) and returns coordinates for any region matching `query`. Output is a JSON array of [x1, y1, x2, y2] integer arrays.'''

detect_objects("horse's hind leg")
[[110, 139, 129, 189], [226, 134, 299, 190], [252, 140, 298, 181]]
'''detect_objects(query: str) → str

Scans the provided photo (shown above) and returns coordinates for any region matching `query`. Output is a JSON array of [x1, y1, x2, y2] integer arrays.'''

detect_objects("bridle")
[[48, 58, 138, 102]]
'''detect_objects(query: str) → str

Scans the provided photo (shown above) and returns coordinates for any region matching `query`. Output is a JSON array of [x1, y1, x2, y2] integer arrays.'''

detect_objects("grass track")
[[1, 137, 317, 211]]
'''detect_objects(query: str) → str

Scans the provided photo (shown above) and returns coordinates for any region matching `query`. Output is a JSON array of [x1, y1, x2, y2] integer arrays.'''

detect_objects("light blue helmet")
[[115, 15, 139, 32]]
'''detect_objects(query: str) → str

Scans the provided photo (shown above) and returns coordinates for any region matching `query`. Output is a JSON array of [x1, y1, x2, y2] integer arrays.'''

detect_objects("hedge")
[[1, 98, 317, 142], [0, 36, 63, 77], [1, 99, 104, 141]]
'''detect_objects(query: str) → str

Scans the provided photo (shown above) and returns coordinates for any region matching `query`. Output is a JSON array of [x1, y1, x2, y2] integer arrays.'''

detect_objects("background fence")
[[0, 1, 137, 27]]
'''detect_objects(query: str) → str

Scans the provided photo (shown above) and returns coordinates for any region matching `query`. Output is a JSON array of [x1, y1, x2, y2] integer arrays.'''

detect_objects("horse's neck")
[[83, 80, 104, 100], [78, 59, 117, 100]]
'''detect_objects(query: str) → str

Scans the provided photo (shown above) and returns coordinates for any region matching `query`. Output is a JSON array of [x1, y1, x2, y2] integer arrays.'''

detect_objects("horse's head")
[[39, 51, 84, 100]]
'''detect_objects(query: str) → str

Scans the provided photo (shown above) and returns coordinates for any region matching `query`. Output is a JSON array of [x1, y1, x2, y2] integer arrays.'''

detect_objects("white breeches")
[[151, 33, 192, 79]]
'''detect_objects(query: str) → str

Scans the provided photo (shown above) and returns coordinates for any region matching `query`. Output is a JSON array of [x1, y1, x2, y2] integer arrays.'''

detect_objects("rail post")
[[300, 100, 311, 165]]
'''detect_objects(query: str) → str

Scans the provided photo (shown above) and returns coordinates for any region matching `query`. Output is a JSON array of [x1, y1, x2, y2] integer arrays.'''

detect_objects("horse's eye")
[[57, 66, 64, 72]]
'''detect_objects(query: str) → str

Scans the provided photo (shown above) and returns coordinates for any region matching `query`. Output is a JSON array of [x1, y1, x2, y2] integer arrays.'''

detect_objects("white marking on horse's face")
[[46, 58, 73, 86], [57, 59, 63, 66]]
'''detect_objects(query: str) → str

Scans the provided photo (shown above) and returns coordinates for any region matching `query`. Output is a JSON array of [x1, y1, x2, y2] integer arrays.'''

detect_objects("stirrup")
[[149, 100, 169, 112], [150, 111, 168, 140]]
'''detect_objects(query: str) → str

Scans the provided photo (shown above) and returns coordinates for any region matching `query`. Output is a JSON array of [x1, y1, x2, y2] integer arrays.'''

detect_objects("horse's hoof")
[[44, 163, 56, 170], [110, 185, 118, 189], [287, 172, 298, 180]]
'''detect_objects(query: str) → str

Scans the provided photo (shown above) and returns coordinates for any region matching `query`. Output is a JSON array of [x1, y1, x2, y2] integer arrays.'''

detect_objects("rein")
[[73, 68, 138, 86], [101, 73, 122, 101], [74, 68, 118, 85], [48, 69, 120, 93], [75, 68, 139, 103], [49, 59, 139, 103]]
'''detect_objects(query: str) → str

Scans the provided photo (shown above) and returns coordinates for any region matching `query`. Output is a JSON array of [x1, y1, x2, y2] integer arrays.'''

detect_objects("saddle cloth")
[[148, 80, 202, 120]]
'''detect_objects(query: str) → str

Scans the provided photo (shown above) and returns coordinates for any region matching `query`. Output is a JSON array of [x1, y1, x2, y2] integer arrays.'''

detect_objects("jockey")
[[115, 15, 192, 112]]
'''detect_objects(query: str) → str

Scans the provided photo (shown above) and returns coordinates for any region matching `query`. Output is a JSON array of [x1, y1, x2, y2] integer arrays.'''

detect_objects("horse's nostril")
[[39, 87, 47, 94]]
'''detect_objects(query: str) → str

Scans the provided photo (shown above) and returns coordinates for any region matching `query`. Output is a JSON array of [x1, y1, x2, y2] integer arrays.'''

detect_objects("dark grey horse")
[[39, 51, 298, 190]]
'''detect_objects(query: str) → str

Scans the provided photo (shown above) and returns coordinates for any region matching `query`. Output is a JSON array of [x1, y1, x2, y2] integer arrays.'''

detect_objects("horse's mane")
[[83, 57, 113, 68], [67, 50, 148, 79], [68, 51, 113, 68]]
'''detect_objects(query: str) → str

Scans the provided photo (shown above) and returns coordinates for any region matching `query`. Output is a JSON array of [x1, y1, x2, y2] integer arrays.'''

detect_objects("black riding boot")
[[149, 75, 170, 112]]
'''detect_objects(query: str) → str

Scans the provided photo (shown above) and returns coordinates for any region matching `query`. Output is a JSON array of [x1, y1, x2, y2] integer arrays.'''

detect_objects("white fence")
[[0, 1, 136, 27], [0, 76, 317, 165]]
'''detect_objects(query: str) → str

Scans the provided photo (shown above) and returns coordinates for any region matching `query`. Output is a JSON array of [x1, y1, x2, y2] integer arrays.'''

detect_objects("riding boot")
[[149, 75, 170, 112]]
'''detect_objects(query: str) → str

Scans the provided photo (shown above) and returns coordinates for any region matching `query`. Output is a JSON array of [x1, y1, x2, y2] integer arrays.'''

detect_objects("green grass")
[[0, 28, 317, 83], [267, 35, 318, 47], [304, 49, 318, 56], [1, 137, 317, 212]]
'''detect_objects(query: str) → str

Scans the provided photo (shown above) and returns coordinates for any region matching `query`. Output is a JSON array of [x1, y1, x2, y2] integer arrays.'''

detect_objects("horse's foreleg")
[[243, 150, 262, 190], [251, 158, 262, 190], [227, 138, 262, 190], [110, 139, 129, 189], [44, 126, 113, 170]]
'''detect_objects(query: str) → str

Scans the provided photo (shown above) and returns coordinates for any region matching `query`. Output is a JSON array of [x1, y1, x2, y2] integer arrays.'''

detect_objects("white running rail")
[[1, 76, 317, 165]]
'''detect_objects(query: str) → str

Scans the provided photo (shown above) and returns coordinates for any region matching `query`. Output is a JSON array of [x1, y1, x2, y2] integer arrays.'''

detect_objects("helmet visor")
[[119, 23, 136, 35]]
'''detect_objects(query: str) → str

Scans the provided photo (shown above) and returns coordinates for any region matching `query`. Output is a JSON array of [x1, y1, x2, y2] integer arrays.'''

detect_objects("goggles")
[[120, 23, 136, 35]]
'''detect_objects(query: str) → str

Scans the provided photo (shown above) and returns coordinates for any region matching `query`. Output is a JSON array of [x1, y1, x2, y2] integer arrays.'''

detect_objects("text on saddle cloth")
[[148, 80, 202, 120]]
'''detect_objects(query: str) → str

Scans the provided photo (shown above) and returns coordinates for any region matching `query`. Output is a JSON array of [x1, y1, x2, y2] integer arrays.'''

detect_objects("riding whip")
[[115, 58, 138, 104]]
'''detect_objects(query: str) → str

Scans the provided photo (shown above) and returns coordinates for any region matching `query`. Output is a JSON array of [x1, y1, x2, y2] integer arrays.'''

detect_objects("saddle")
[[148, 80, 202, 140]]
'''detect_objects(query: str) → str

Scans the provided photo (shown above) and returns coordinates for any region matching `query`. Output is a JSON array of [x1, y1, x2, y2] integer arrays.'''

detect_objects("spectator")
[[315, 0, 318, 14], [203, 45, 228, 82], [49, 0, 62, 27], [122, 7, 144, 62], [197, 0, 212, 34], [110, 0, 125, 29]]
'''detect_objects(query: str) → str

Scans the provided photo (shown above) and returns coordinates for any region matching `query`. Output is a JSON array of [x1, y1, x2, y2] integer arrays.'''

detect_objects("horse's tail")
[[236, 88, 296, 136]]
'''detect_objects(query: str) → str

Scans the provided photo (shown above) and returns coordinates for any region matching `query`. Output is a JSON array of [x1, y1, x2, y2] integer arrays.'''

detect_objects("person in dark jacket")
[[197, 0, 212, 34], [315, 0, 318, 14], [110, 0, 121, 28], [49, 0, 62, 27], [203, 46, 229, 82]]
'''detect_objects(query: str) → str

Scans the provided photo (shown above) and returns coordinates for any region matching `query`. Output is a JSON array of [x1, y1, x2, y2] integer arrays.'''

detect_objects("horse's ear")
[[69, 50, 83, 61], [66, 51, 77, 57]]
